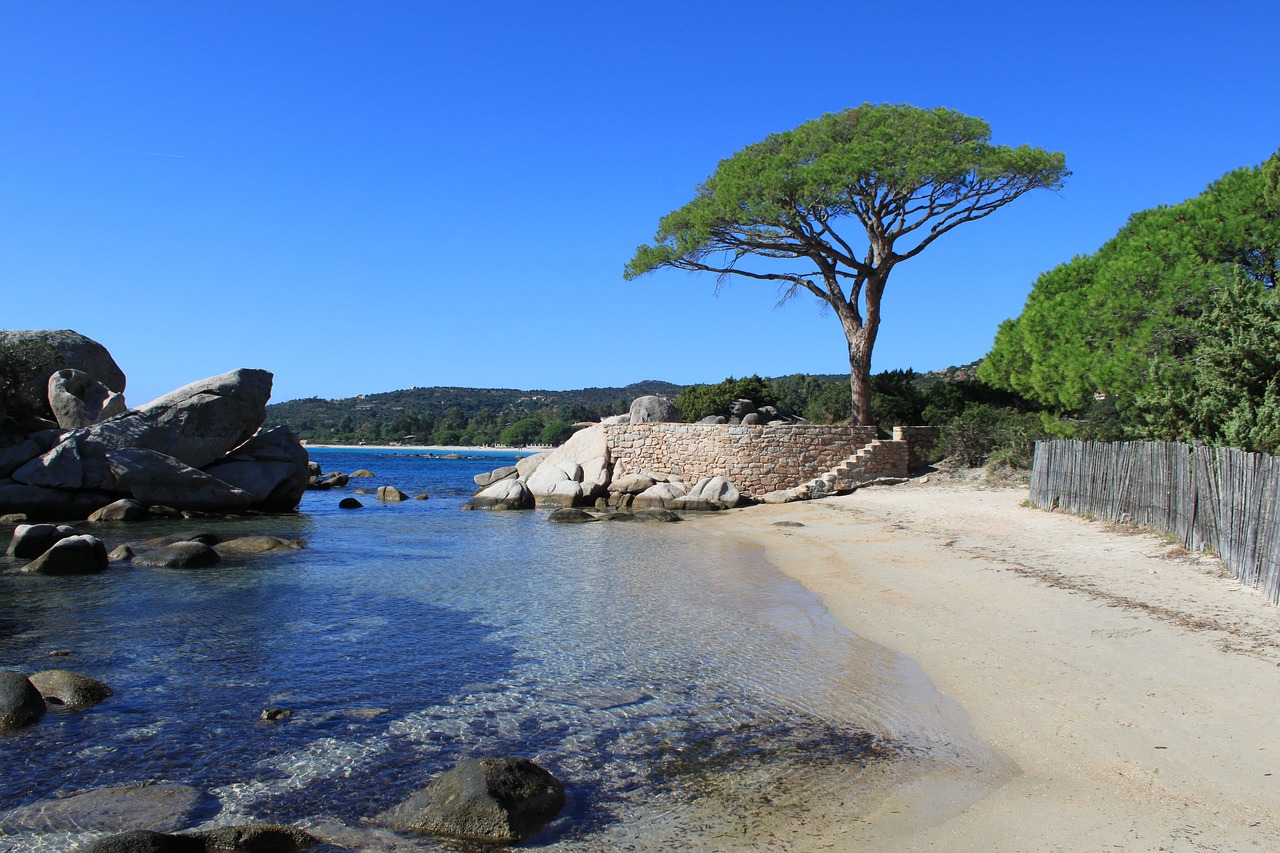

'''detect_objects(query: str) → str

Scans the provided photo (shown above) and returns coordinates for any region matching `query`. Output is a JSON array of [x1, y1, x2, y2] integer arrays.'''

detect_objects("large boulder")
[[0, 671, 45, 731], [628, 396, 679, 423], [0, 330, 126, 415], [29, 669, 112, 709], [6, 522, 77, 558], [631, 481, 689, 509], [462, 479, 533, 511], [525, 426, 609, 505], [22, 534, 109, 575], [473, 465, 518, 487], [105, 449, 254, 510], [378, 757, 565, 843], [88, 498, 149, 523], [201, 426, 310, 511], [47, 368, 127, 430], [673, 476, 741, 511]]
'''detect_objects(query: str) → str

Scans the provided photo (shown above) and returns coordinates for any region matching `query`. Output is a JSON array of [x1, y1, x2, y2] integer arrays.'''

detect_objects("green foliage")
[[498, 418, 544, 447], [982, 150, 1280, 418], [935, 404, 1045, 468], [1138, 275, 1280, 452], [803, 382, 852, 424], [265, 380, 684, 446], [870, 370, 926, 427], [674, 375, 776, 422], [537, 420, 577, 445], [0, 336, 60, 431], [626, 103, 1068, 424]]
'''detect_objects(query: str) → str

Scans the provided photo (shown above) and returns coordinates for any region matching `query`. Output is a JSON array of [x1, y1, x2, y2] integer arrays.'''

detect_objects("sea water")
[[0, 449, 987, 850]]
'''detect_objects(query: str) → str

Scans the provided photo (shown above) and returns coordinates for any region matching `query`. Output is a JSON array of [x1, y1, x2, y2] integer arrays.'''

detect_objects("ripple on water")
[[0, 452, 996, 850]]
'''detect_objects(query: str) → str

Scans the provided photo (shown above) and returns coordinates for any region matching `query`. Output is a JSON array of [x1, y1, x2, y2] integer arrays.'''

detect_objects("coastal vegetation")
[[982, 150, 1280, 451], [624, 103, 1068, 425]]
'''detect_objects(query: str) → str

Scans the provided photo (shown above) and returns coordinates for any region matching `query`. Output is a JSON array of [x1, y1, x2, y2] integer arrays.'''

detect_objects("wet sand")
[[687, 473, 1280, 851]]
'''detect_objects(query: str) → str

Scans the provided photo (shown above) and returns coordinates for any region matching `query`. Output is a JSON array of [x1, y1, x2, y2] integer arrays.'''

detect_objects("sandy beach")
[[688, 472, 1280, 852]]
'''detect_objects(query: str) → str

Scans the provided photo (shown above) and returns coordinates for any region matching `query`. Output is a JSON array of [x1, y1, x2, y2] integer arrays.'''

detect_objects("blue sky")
[[3, 2, 1278, 406]]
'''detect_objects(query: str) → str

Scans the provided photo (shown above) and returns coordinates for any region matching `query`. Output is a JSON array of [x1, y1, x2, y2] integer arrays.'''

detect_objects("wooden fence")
[[1030, 440, 1280, 603]]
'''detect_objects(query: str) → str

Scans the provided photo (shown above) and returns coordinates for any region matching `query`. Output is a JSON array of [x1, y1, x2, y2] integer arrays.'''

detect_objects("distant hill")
[[264, 380, 687, 445]]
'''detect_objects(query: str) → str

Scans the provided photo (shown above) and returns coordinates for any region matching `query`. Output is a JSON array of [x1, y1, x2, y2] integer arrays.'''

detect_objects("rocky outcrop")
[[378, 757, 565, 843], [0, 365, 310, 519], [0, 671, 45, 731], [524, 426, 609, 507], [47, 369, 127, 430], [463, 479, 533, 511], [628, 395, 679, 423], [1, 330, 126, 419], [131, 541, 221, 569]]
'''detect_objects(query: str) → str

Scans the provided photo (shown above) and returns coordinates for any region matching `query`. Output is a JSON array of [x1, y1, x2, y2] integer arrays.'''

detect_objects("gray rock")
[[0, 329, 126, 416], [47, 368, 127, 429], [378, 756, 566, 843], [190, 824, 319, 850], [741, 412, 761, 425], [631, 481, 688, 509], [0, 671, 45, 731], [515, 452, 551, 480], [628, 395, 679, 423], [349, 469, 375, 478], [0, 482, 115, 519], [201, 426, 310, 511], [109, 544, 134, 561], [607, 473, 657, 495], [0, 781, 213, 835], [76, 831, 203, 853], [473, 465, 518, 487], [131, 541, 221, 569], [106, 448, 254, 510], [761, 486, 809, 504], [22, 534, 108, 575], [29, 669, 112, 708], [318, 472, 349, 488], [673, 476, 741, 511], [88, 498, 149, 523], [6, 522, 77, 558], [548, 507, 599, 523], [462, 479, 533, 511], [698, 415, 727, 424], [611, 509, 682, 523], [536, 480, 584, 508], [11, 438, 87, 489], [338, 497, 363, 509], [377, 485, 410, 502], [216, 536, 305, 554], [729, 398, 756, 418], [0, 439, 43, 478]]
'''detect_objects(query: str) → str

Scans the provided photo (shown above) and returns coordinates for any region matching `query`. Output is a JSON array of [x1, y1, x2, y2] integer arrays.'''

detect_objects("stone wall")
[[892, 425, 941, 471], [601, 423, 882, 497]]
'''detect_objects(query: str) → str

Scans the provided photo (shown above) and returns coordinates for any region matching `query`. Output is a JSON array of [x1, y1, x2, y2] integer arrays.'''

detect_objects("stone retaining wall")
[[892, 425, 941, 471], [601, 423, 881, 497]]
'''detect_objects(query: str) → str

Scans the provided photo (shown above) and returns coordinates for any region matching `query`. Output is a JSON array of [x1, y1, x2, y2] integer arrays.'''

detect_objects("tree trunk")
[[846, 327, 873, 426]]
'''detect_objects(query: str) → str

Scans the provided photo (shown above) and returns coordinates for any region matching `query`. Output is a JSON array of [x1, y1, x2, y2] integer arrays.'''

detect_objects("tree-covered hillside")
[[264, 381, 685, 445]]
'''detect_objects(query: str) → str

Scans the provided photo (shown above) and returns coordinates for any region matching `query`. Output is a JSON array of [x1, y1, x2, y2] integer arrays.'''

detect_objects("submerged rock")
[[548, 507, 599, 523], [378, 757, 565, 843], [131, 542, 221, 569], [29, 669, 112, 709], [0, 782, 213, 835]]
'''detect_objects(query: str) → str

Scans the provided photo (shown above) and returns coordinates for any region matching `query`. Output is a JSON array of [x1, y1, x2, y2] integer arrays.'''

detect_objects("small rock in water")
[[29, 669, 112, 709], [339, 497, 363, 509], [548, 508, 599, 524], [377, 486, 410, 502], [261, 708, 292, 721], [131, 542, 220, 569], [0, 671, 45, 731], [350, 469, 375, 478]]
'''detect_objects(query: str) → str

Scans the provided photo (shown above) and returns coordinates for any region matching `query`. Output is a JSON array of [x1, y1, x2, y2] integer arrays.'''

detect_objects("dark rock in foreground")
[[0, 670, 45, 731], [378, 756, 565, 843], [76, 823, 318, 852], [22, 534, 109, 575]]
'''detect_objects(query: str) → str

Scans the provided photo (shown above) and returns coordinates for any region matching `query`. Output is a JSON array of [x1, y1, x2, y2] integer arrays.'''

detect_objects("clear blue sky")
[[3, 2, 1278, 406]]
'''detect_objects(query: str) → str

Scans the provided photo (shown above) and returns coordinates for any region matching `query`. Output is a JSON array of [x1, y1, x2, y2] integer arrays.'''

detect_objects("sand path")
[[690, 475, 1280, 851]]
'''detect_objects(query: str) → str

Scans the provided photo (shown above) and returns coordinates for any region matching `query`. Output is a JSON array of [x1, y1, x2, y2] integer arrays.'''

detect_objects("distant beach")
[[686, 476, 1280, 850]]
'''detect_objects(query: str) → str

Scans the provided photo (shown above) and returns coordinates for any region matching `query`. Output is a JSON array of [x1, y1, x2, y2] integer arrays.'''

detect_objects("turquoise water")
[[0, 450, 975, 850]]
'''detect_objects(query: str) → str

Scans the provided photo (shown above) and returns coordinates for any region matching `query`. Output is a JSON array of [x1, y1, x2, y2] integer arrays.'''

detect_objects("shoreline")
[[303, 443, 541, 456], [686, 474, 1280, 850]]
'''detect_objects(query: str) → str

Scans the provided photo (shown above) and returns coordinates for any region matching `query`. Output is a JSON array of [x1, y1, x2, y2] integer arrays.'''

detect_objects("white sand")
[[688, 474, 1280, 851]]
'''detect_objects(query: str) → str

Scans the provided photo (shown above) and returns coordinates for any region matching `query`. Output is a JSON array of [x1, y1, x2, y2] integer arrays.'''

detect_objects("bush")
[[0, 337, 59, 432], [936, 404, 1044, 468], [675, 375, 776, 422], [537, 420, 577, 445]]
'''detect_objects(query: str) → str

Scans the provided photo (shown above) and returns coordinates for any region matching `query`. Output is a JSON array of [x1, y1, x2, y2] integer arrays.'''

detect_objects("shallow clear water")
[[0, 450, 983, 850]]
